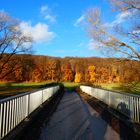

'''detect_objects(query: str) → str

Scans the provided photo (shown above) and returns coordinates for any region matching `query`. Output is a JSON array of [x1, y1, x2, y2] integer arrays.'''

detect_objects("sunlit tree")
[[0, 12, 32, 79]]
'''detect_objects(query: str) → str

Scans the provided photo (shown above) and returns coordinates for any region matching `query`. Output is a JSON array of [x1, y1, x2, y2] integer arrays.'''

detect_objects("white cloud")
[[74, 15, 85, 26], [20, 21, 55, 43], [40, 5, 56, 23], [104, 11, 134, 28], [115, 11, 132, 23], [44, 15, 56, 23], [41, 5, 49, 14], [132, 30, 140, 34]]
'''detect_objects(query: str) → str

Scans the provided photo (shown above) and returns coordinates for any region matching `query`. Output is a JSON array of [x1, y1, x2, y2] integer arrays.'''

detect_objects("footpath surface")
[[39, 90, 121, 140]]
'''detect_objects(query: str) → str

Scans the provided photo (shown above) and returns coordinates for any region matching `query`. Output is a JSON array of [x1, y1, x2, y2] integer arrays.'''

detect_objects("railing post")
[[0, 103, 3, 140], [28, 94, 30, 117], [42, 90, 43, 104], [0, 85, 59, 139], [80, 85, 140, 123]]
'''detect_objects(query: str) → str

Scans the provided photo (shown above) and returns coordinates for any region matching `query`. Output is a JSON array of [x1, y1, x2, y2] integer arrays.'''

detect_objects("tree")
[[87, 65, 96, 83], [74, 72, 82, 83], [85, 0, 140, 60], [110, 0, 140, 11], [47, 59, 61, 82], [0, 12, 32, 79], [61, 62, 73, 81]]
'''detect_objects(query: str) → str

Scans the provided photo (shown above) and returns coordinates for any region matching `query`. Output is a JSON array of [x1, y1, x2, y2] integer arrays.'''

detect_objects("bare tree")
[[110, 0, 140, 11], [86, 0, 140, 60], [110, 0, 140, 53], [0, 12, 32, 79]]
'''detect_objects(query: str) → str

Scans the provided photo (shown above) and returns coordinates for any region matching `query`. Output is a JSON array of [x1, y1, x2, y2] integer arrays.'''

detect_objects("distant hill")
[[1, 54, 140, 83]]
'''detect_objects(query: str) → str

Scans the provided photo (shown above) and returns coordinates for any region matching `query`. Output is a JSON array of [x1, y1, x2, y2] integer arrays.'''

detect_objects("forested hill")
[[1, 54, 140, 83]]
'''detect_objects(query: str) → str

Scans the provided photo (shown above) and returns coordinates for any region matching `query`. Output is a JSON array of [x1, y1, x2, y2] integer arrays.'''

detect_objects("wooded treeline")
[[1, 54, 140, 83]]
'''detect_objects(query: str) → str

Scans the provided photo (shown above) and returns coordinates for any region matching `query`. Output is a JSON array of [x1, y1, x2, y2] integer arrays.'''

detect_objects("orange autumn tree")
[[99, 67, 109, 83], [61, 62, 73, 81], [31, 67, 42, 82], [87, 65, 96, 83], [47, 59, 61, 82], [74, 72, 82, 83], [74, 63, 84, 83], [110, 66, 120, 83]]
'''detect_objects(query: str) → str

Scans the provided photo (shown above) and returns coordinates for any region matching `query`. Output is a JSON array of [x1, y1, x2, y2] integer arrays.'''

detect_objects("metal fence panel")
[[0, 85, 60, 139], [80, 85, 140, 123]]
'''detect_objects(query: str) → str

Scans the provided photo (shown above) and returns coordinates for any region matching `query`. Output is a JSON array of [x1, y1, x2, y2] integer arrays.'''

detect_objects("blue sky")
[[0, 0, 117, 57]]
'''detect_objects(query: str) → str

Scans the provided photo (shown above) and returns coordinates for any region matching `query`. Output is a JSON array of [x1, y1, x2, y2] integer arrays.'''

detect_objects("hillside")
[[0, 54, 140, 84]]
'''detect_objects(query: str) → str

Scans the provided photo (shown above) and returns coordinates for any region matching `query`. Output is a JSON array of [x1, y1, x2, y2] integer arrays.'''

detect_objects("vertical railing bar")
[[18, 97, 20, 123], [18, 97, 21, 122], [42, 90, 43, 104], [17, 98, 19, 124], [14, 98, 17, 127], [5, 101, 9, 136], [133, 97, 135, 121], [8, 100, 12, 133], [135, 97, 137, 122], [16, 98, 19, 125], [22, 96, 24, 119], [2, 102, 6, 138], [136, 98, 139, 122], [14, 98, 17, 128], [11, 99, 14, 130], [21, 97, 23, 121], [21, 96, 25, 120], [23, 96, 26, 118], [20, 97, 22, 122], [138, 98, 140, 122], [25, 95, 28, 117], [0, 103, 3, 139], [28, 94, 30, 116]]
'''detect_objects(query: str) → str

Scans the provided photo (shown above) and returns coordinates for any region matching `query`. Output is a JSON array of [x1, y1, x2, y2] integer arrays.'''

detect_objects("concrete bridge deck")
[[39, 90, 121, 140]]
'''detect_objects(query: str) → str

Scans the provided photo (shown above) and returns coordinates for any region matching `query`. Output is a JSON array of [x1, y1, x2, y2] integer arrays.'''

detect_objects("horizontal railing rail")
[[0, 85, 60, 140], [80, 85, 140, 123]]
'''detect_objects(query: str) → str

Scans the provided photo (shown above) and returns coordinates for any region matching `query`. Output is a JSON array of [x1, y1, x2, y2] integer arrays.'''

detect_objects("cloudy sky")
[[0, 0, 124, 57]]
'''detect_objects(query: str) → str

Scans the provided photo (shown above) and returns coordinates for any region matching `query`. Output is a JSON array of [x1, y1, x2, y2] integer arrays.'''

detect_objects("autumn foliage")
[[1, 54, 140, 84]]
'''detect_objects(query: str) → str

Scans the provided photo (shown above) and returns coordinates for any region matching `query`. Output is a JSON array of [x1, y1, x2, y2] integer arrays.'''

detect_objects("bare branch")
[[0, 12, 33, 78]]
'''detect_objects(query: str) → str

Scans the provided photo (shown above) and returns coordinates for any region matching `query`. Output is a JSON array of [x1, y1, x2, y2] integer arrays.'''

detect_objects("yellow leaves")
[[88, 65, 95, 72], [87, 65, 96, 83], [74, 73, 82, 83]]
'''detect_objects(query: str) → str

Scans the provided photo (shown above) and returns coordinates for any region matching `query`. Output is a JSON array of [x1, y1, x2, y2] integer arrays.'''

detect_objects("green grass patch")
[[62, 82, 79, 90], [100, 83, 140, 95], [0, 81, 52, 98], [0, 81, 79, 98]]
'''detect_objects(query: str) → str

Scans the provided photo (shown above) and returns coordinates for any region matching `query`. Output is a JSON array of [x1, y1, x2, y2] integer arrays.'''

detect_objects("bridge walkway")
[[39, 90, 121, 140]]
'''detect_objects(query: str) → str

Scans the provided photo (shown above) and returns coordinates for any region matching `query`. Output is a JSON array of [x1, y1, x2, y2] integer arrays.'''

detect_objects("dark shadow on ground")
[[77, 87, 139, 140]]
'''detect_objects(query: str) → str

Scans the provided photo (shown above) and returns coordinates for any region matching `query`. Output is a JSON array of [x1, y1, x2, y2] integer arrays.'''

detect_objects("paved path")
[[39, 90, 121, 140]]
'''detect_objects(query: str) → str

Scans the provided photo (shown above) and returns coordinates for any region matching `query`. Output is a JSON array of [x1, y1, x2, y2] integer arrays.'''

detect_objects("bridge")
[[0, 84, 140, 140]]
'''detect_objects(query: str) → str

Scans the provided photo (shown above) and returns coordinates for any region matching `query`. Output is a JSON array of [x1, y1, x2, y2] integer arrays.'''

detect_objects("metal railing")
[[0, 85, 60, 139], [80, 85, 140, 123]]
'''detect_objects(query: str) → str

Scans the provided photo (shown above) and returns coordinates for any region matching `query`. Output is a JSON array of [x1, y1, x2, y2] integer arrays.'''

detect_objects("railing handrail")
[[80, 85, 140, 123], [0, 85, 60, 139], [0, 85, 59, 104], [80, 85, 140, 98]]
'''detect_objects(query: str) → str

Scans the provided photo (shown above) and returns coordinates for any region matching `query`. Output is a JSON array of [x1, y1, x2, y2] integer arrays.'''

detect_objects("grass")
[[100, 83, 140, 95], [0, 81, 79, 99], [0, 81, 52, 98], [62, 82, 79, 90], [1, 80, 139, 99]]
